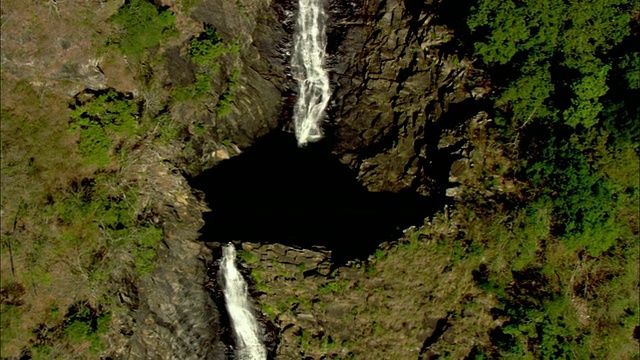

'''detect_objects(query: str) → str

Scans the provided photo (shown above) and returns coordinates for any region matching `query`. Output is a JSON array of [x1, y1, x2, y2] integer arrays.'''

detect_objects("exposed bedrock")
[[326, 0, 487, 195]]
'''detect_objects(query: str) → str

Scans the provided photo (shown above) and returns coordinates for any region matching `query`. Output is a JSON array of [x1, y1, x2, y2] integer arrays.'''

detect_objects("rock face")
[[108, 0, 295, 358], [106, 152, 228, 360], [191, 0, 288, 144], [240, 243, 334, 359], [327, 0, 485, 195], [163, 0, 292, 176]]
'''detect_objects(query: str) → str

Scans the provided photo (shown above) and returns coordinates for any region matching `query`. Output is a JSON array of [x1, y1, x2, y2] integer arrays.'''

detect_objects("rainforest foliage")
[[463, 0, 639, 357], [110, 0, 176, 59]]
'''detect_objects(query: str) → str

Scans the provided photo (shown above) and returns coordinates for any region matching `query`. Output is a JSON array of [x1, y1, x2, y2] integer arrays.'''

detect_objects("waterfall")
[[221, 244, 267, 360], [292, 0, 331, 146]]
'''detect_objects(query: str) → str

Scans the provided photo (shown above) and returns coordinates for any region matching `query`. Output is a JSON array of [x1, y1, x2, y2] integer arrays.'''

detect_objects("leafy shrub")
[[133, 226, 164, 275], [63, 304, 111, 354], [188, 26, 239, 71], [170, 27, 241, 103], [170, 72, 212, 102], [69, 90, 140, 167], [216, 69, 240, 117], [110, 0, 176, 59], [75, 125, 112, 167]]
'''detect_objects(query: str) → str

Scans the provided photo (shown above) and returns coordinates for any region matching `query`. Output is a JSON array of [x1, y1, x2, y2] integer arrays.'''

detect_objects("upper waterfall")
[[292, 0, 331, 146], [221, 244, 267, 360]]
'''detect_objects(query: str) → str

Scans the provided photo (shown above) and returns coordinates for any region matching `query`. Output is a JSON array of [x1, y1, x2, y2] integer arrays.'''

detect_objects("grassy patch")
[[318, 281, 348, 295], [237, 249, 258, 264], [261, 303, 277, 322], [0, 80, 165, 358]]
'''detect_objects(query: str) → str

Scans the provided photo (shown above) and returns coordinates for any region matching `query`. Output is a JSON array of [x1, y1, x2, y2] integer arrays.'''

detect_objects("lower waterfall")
[[221, 243, 267, 360]]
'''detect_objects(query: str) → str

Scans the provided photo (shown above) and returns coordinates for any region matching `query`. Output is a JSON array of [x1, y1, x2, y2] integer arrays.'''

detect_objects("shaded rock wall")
[[164, 0, 291, 176], [191, 0, 289, 145], [327, 0, 486, 195]]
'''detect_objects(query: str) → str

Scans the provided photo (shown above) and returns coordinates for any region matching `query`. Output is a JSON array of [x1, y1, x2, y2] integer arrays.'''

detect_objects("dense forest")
[[450, 0, 639, 357], [0, 0, 638, 358]]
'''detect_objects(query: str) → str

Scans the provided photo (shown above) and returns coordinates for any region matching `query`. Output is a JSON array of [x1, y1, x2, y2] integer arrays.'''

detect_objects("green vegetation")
[[188, 26, 239, 71], [216, 69, 240, 117], [171, 72, 213, 102], [62, 304, 111, 354], [132, 225, 164, 275], [238, 249, 258, 264], [110, 0, 176, 59], [170, 26, 241, 105], [462, 0, 639, 357], [153, 113, 186, 145], [261, 303, 277, 321], [1, 79, 163, 358], [69, 90, 140, 167], [318, 280, 348, 295], [467, 0, 632, 129]]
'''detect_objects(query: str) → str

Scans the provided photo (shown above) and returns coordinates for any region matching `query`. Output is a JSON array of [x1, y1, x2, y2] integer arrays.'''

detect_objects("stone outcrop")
[[105, 150, 227, 359], [159, 0, 292, 176], [327, 0, 488, 195]]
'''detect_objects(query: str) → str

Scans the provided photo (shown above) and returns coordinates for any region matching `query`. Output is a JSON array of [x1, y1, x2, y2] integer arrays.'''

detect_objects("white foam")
[[292, 0, 331, 146], [221, 244, 267, 360]]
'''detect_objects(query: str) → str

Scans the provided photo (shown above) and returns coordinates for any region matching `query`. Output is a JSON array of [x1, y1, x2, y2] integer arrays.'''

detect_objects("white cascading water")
[[292, 0, 331, 146], [221, 244, 267, 360]]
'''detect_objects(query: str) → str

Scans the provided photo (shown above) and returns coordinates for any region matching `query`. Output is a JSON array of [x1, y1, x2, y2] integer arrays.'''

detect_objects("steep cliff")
[[226, 0, 494, 358], [107, 0, 294, 358], [327, 0, 487, 195]]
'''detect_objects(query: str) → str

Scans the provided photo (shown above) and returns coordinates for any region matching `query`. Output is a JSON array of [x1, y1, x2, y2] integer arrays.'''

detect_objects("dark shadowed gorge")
[[191, 132, 442, 265]]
